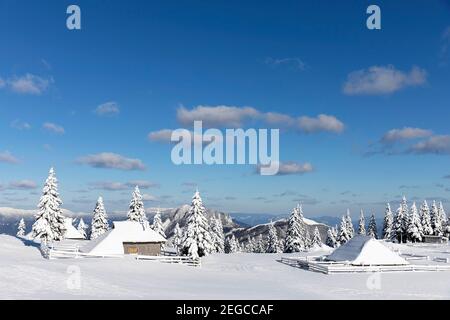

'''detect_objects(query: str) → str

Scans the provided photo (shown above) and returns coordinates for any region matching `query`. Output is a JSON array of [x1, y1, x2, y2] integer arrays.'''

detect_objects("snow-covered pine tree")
[[438, 201, 447, 224], [152, 209, 166, 238], [382, 203, 394, 240], [210, 215, 225, 253], [332, 226, 339, 246], [255, 234, 265, 253], [77, 218, 88, 239], [440, 202, 450, 238], [431, 200, 443, 236], [173, 223, 183, 254], [394, 196, 408, 243], [17, 218, 26, 237], [420, 200, 433, 236], [284, 204, 304, 253], [325, 228, 338, 248], [246, 236, 255, 253], [90, 196, 110, 240], [304, 227, 312, 250], [180, 190, 213, 258], [266, 222, 280, 253], [338, 216, 350, 245], [345, 209, 354, 238], [358, 209, 366, 235], [311, 226, 322, 247], [367, 213, 378, 239], [407, 202, 423, 243], [224, 235, 238, 254], [127, 186, 148, 223], [32, 167, 66, 243]]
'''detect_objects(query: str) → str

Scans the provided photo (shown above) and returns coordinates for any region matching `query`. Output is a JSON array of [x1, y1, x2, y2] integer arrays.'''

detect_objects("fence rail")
[[280, 256, 450, 274]]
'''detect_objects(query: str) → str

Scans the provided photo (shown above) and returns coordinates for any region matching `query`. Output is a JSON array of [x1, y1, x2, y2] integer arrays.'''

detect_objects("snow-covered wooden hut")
[[80, 221, 166, 256], [326, 235, 408, 266], [64, 218, 85, 240]]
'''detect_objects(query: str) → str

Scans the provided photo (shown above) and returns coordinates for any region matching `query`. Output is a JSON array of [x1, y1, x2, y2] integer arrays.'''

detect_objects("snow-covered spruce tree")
[[152, 209, 166, 238], [77, 218, 88, 239], [266, 222, 280, 253], [127, 186, 148, 223], [172, 222, 183, 253], [284, 204, 305, 253], [367, 213, 378, 239], [431, 200, 443, 236], [311, 227, 322, 247], [255, 234, 265, 253], [326, 228, 338, 248], [90, 196, 110, 240], [440, 202, 450, 238], [17, 218, 26, 237], [180, 190, 213, 258], [407, 202, 423, 243], [438, 201, 447, 225], [338, 216, 350, 245], [358, 209, 366, 235], [32, 167, 66, 243], [345, 209, 354, 238], [210, 215, 225, 253], [420, 200, 433, 236], [394, 196, 408, 243], [382, 203, 394, 240], [304, 227, 312, 250], [224, 235, 238, 254], [245, 236, 255, 253]]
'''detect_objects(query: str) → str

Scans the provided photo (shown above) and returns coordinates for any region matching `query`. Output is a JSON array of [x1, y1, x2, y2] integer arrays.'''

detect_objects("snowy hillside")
[[2, 234, 450, 299]]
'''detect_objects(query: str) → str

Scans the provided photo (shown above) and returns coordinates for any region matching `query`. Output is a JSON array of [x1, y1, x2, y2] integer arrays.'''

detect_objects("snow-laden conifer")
[[382, 203, 394, 240], [17, 218, 26, 237], [421, 200, 433, 236], [367, 213, 378, 239], [152, 209, 166, 238], [32, 168, 66, 243], [431, 200, 443, 236], [266, 222, 280, 253], [180, 190, 213, 258], [284, 204, 305, 253], [358, 209, 366, 235], [210, 215, 225, 253], [326, 228, 338, 248], [90, 196, 110, 240], [407, 202, 423, 243], [338, 216, 350, 244], [77, 218, 88, 239], [345, 209, 354, 238], [172, 223, 183, 254], [127, 186, 147, 223], [311, 226, 322, 247]]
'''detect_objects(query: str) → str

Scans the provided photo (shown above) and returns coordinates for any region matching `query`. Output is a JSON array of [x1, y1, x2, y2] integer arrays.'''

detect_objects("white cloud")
[[142, 193, 158, 202], [7, 74, 52, 95], [297, 114, 344, 133], [11, 119, 31, 130], [8, 180, 37, 190], [0, 151, 19, 164], [343, 65, 427, 95], [408, 135, 450, 155], [177, 105, 260, 127], [0, 77, 5, 88], [175, 105, 345, 134], [76, 152, 146, 171], [256, 161, 314, 176], [43, 122, 65, 134], [381, 127, 433, 143], [95, 102, 120, 116]]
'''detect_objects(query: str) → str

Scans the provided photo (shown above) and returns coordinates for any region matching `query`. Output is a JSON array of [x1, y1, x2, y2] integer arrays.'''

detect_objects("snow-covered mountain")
[[228, 217, 329, 244]]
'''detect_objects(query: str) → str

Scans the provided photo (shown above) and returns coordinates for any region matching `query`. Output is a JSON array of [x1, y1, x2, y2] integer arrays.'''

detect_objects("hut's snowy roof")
[[64, 218, 84, 240], [81, 221, 166, 256], [326, 236, 409, 266]]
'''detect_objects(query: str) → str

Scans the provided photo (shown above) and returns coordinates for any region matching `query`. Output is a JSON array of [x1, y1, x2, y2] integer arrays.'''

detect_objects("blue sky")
[[0, 0, 449, 218]]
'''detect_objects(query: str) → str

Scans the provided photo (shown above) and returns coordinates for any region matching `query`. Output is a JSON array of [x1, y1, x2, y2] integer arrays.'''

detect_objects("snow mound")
[[326, 235, 409, 266]]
